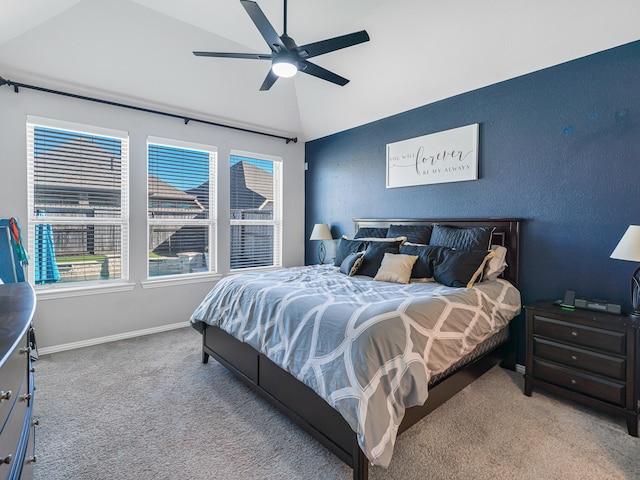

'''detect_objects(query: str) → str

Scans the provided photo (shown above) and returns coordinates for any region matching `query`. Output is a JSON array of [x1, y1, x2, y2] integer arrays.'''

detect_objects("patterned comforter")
[[190, 264, 521, 467]]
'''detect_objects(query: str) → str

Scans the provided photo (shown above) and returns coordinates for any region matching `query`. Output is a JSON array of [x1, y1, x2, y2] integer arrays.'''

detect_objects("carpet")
[[32, 327, 640, 479]]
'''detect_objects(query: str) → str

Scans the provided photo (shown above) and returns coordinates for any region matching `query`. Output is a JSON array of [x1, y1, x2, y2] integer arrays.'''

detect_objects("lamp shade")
[[309, 223, 332, 241], [610, 225, 640, 262]]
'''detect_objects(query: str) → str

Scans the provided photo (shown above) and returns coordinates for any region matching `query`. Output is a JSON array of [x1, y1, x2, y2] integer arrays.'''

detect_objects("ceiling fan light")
[[272, 58, 298, 78]]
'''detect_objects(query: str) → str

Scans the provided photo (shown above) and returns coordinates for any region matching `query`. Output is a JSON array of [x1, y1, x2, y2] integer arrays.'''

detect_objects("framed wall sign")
[[386, 123, 479, 188]]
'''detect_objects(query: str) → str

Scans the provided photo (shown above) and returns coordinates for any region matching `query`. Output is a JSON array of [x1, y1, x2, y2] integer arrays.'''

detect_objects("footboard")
[[202, 323, 510, 480], [202, 324, 369, 480]]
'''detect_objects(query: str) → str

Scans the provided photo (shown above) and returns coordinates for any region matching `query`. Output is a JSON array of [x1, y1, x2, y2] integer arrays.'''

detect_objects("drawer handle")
[[27, 456, 37, 464], [19, 393, 32, 402], [0, 390, 11, 402], [570, 355, 578, 361], [19, 346, 32, 355], [571, 331, 578, 337], [1, 455, 11, 465], [570, 379, 577, 385]]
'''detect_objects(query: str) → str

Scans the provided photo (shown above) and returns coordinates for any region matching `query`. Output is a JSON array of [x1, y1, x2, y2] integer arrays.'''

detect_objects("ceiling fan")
[[193, 0, 370, 91]]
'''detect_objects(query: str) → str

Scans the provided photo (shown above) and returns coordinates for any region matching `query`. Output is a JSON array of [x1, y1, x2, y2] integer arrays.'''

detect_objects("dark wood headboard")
[[353, 218, 521, 287]]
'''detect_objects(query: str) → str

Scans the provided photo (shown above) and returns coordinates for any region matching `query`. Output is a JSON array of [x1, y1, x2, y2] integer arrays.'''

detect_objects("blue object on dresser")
[[0, 218, 27, 283]]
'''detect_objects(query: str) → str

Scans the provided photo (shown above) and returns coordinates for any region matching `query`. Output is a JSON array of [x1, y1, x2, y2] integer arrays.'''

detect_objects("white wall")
[[0, 85, 305, 351]]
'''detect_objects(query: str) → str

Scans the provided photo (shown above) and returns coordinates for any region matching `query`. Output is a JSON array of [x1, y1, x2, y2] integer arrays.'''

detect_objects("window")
[[230, 151, 282, 270], [27, 117, 129, 286], [147, 137, 216, 278]]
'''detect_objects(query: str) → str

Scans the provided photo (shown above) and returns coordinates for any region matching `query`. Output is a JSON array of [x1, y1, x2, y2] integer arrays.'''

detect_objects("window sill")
[[35, 281, 136, 300], [228, 266, 283, 275], [141, 272, 223, 289]]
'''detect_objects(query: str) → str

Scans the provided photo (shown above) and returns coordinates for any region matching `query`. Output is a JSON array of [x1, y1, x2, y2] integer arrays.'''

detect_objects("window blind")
[[147, 140, 216, 278], [230, 153, 282, 270], [26, 119, 129, 285]]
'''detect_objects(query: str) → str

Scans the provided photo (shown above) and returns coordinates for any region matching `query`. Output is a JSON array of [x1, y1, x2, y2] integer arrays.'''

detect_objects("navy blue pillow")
[[358, 240, 404, 277], [354, 227, 389, 239], [334, 237, 367, 266], [432, 249, 492, 287], [387, 224, 433, 245], [399, 244, 449, 278], [339, 252, 365, 276], [429, 225, 494, 251]]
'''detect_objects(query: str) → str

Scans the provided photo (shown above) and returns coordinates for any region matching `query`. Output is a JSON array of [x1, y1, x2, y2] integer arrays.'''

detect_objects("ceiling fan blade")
[[193, 51, 272, 60], [259, 70, 279, 91], [240, 0, 286, 52], [295, 30, 369, 59], [299, 60, 349, 86]]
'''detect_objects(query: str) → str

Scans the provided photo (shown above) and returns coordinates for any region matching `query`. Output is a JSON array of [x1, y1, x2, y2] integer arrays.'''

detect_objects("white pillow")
[[374, 253, 418, 284], [483, 245, 508, 281]]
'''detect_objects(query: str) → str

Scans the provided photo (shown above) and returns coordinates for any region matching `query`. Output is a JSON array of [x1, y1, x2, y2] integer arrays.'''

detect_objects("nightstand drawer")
[[533, 315, 625, 354], [533, 359, 626, 406], [533, 337, 626, 380]]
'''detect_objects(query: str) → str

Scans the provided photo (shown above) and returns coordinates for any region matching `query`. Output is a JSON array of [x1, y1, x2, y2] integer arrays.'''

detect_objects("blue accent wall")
[[305, 40, 640, 361]]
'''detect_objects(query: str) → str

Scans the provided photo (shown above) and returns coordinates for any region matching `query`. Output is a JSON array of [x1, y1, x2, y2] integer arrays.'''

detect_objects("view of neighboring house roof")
[[35, 135, 204, 215], [35, 136, 273, 217], [230, 161, 273, 211], [34, 136, 122, 192], [148, 174, 203, 209]]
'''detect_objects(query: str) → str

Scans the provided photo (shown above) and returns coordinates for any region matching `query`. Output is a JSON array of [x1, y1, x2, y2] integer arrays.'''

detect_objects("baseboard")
[[38, 321, 191, 355], [515, 364, 525, 374]]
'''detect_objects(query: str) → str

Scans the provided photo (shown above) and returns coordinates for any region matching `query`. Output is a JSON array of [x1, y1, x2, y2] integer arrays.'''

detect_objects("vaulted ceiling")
[[0, 0, 638, 141]]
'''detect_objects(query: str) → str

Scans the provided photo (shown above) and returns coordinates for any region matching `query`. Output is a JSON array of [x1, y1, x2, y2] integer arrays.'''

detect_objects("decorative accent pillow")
[[432, 248, 495, 288], [387, 224, 433, 245], [399, 243, 445, 279], [374, 253, 419, 284], [483, 245, 508, 281], [357, 239, 405, 277], [339, 251, 365, 276], [354, 227, 388, 239], [429, 225, 495, 251], [334, 236, 367, 266]]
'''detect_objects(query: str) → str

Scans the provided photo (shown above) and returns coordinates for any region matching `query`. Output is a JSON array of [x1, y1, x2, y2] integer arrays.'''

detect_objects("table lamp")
[[610, 225, 640, 319], [309, 223, 332, 264]]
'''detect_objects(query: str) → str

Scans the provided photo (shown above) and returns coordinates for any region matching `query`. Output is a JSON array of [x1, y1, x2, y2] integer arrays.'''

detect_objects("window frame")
[[26, 115, 133, 296], [229, 149, 283, 272], [144, 136, 218, 283]]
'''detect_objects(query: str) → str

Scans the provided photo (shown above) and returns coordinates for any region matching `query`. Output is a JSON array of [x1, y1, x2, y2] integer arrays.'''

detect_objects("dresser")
[[0, 283, 37, 480], [524, 302, 639, 436]]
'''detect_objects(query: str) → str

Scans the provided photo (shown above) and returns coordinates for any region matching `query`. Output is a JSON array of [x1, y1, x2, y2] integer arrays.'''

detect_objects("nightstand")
[[524, 302, 639, 436]]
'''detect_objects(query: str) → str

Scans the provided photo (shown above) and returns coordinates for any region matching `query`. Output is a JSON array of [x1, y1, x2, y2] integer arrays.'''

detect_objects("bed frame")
[[200, 218, 521, 480]]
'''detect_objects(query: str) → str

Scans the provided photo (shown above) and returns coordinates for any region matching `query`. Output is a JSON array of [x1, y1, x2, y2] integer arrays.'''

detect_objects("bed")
[[190, 218, 521, 479]]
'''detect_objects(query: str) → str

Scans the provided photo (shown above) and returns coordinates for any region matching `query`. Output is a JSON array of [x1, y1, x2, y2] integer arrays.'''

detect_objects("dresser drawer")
[[0, 331, 28, 432], [19, 420, 36, 480], [0, 377, 28, 480], [533, 359, 626, 406], [533, 337, 626, 380], [533, 315, 625, 354]]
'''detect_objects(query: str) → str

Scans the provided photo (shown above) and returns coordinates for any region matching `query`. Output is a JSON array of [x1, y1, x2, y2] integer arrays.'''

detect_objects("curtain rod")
[[0, 75, 298, 144]]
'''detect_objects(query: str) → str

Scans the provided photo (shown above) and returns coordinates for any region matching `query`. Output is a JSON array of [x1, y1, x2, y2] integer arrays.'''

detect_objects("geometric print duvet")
[[190, 264, 521, 468]]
